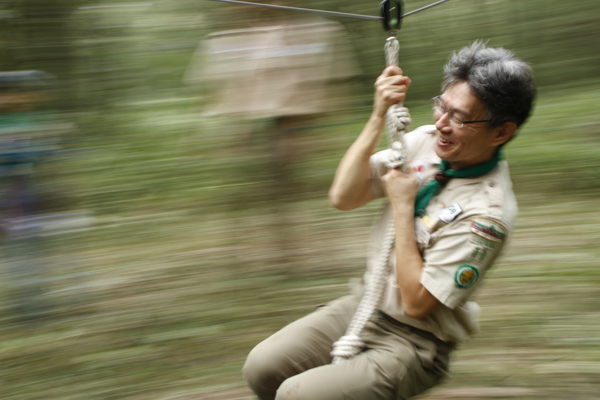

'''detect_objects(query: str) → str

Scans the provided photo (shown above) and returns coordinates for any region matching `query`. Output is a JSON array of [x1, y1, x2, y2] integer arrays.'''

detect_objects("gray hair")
[[442, 41, 536, 128]]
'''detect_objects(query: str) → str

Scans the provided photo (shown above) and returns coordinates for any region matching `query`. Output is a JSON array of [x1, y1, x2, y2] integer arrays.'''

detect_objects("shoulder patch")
[[471, 217, 507, 243], [455, 265, 480, 289]]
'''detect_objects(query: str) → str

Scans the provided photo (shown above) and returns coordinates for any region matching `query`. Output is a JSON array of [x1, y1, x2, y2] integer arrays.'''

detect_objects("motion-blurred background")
[[0, 0, 599, 399]]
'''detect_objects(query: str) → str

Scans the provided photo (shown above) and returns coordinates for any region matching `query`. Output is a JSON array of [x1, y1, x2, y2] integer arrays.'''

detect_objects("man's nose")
[[435, 111, 452, 131]]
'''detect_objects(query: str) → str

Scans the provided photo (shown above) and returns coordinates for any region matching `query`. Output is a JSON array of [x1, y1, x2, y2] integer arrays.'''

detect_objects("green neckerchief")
[[414, 152, 501, 217]]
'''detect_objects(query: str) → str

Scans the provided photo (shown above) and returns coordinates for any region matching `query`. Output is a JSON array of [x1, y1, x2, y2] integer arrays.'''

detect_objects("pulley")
[[380, 0, 403, 34]]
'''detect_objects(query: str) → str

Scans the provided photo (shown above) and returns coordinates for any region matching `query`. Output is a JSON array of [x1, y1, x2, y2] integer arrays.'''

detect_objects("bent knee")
[[244, 344, 273, 386], [275, 377, 304, 400], [243, 340, 291, 398]]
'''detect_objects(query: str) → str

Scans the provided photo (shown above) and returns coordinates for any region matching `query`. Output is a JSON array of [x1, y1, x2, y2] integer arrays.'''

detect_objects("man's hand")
[[373, 66, 411, 119], [381, 168, 418, 214]]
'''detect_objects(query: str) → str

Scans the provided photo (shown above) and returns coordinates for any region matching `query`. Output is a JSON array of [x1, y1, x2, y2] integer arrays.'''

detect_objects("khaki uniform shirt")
[[367, 125, 518, 343]]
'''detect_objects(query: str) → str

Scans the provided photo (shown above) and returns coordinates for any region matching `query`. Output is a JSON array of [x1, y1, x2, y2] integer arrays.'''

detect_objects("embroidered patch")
[[439, 203, 462, 224], [470, 218, 507, 243], [469, 247, 488, 263], [455, 265, 480, 289], [470, 235, 497, 249]]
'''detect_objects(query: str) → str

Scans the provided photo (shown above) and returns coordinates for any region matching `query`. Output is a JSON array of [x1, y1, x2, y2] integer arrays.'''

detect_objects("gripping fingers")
[[383, 65, 403, 77], [382, 169, 419, 201], [374, 67, 411, 115], [374, 66, 405, 86], [379, 84, 407, 104], [375, 76, 410, 101]]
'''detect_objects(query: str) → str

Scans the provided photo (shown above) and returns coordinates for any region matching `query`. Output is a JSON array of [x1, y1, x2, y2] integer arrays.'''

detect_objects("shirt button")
[[489, 181, 496, 187]]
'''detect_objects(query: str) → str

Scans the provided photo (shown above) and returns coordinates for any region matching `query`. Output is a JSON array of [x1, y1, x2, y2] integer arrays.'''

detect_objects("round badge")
[[455, 265, 480, 289]]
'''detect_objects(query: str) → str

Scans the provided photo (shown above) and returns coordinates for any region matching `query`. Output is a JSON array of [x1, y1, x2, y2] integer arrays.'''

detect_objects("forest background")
[[0, 0, 599, 399]]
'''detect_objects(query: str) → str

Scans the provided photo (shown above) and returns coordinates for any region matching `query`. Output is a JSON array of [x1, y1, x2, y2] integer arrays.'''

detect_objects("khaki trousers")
[[243, 294, 453, 400]]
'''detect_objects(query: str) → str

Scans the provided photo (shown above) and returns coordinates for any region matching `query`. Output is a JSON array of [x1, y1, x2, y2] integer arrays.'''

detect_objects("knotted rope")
[[331, 36, 411, 364]]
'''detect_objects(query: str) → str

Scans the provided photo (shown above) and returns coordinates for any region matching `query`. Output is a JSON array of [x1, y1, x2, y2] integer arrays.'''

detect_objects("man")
[[243, 41, 536, 400]]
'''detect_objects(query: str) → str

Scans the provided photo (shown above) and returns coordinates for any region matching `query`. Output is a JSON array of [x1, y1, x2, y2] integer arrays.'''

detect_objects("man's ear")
[[491, 121, 518, 146]]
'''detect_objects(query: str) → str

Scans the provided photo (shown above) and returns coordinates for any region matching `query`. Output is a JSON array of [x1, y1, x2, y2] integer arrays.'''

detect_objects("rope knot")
[[386, 106, 412, 132], [331, 334, 365, 364]]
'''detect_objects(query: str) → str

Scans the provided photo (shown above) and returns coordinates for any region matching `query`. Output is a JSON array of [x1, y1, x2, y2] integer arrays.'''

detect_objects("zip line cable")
[[206, 0, 451, 22]]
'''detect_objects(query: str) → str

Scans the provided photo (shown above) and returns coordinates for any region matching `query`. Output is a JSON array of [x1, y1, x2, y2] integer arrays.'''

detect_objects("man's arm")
[[329, 65, 440, 319], [329, 66, 410, 211], [382, 169, 441, 319]]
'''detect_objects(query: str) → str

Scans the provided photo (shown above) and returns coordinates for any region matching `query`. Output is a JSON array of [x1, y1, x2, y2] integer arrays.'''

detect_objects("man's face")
[[434, 81, 502, 169]]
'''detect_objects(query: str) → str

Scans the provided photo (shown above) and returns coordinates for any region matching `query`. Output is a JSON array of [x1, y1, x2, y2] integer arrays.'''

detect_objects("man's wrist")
[[392, 202, 416, 222], [369, 111, 387, 125], [390, 195, 416, 210]]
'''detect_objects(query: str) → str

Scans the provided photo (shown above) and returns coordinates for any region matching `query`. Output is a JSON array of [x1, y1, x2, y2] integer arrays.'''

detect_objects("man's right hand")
[[373, 66, 411, 119]]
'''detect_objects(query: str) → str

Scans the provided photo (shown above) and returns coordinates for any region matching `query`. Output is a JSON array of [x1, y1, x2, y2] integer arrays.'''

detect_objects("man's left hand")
[[381, 168, 418, 212]]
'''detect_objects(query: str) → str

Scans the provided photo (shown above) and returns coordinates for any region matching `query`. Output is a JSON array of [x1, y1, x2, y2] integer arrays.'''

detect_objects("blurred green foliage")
[[1, 0, 599, 111], [0, 0, 599, 399]]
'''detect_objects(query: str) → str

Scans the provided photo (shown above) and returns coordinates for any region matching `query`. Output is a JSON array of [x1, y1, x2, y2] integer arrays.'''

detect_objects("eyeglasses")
[[432, 96, 490, 128]]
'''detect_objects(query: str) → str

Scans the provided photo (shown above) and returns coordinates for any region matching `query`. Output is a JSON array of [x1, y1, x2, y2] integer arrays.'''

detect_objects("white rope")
[[331, 36, 411, 364], [386, 106, 412, 169], [384, 36, 400, 73], [383, 36, 411, 168]]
